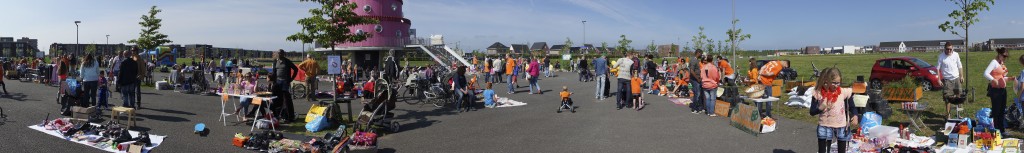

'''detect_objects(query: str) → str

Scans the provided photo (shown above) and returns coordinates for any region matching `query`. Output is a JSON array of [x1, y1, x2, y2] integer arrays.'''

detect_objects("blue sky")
[[2, 0, 1023, 53]]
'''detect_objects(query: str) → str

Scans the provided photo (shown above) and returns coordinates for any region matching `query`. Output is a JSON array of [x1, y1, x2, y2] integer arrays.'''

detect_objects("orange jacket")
[[759, 61, 783, 85], [718, 60, 734, 76], [505, 58, 515, 75]]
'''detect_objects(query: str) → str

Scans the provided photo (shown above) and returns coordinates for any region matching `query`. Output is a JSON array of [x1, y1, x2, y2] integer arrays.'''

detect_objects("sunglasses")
[[829, 82, 841, 85]]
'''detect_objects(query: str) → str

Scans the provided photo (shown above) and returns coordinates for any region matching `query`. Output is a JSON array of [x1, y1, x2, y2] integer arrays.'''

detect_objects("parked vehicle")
[[868, 57, 941, 90]]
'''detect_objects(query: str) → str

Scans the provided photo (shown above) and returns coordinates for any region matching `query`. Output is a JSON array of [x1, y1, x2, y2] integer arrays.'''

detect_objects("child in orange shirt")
[[650, 79, 662, 95], [631, 71, 644, 110], [559, 86, 575, 113]]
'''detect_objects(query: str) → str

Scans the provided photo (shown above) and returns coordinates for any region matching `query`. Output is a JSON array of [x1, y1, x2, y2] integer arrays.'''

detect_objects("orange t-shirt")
[[678, 70, 689, 86], [718, 60, 734, 76], [991, 63, 1008, 88], [748, 68, 759, 83], [505, 58, 515, 75], [652, 80, 662, 89], [759, 61, 783, 85], [560, 91, 571, 100], [631, 77, 642, 94]]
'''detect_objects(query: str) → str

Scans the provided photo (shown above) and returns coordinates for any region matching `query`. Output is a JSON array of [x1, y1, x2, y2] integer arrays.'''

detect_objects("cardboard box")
[[946, 134, 959, 148], [71, 106, 96, 121], [714, 100, 730, 116], [956, 134, 970, 149]]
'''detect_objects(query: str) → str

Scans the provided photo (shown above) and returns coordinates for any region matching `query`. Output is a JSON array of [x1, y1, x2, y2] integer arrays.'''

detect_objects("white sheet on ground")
[[28, 125, 166, 153], [494, 97, 527, 108]]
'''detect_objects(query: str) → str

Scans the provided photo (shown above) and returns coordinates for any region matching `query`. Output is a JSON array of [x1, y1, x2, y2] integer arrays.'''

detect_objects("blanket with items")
[[29, 117, 166, 153]]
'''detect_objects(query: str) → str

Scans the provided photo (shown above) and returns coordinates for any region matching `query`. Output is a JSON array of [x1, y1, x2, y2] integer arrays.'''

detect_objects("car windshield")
[[909, 58, 932, 67]]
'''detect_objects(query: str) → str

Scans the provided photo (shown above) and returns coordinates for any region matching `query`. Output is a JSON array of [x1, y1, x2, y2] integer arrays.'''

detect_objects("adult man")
[[505, 54, 516, 94], [133, 50, 148, 108], [382, 50, 400, 83], [937, 42, 964, 119], [297, 54, 320, 101], [117, 50, 139, 109], [492, 56, 502, 83], [578, 57, 589, 82], [614, 52, 634, 109], [757, 59, 788, 118], [543, 56, 551, 77], [593, 55, 608, 100], [271, 50, 299, 122], [645, 55, 658, 90], [688, 50, 704, 114]]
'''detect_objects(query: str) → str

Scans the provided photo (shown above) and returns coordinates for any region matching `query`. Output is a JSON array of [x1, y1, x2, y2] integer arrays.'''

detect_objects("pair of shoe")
[[709, 114, 718, 117]]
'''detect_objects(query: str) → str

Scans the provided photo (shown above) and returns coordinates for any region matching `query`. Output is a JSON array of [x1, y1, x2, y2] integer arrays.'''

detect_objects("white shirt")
[[615, 57, 633, 79], [983, 59, 1002, 81], [936, 52, 962, 80]]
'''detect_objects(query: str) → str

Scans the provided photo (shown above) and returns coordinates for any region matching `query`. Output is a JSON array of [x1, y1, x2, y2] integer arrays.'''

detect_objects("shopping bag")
[[305, 116, 330, 132], [305, 104, 329, 123], [761, 117, 777, 133]]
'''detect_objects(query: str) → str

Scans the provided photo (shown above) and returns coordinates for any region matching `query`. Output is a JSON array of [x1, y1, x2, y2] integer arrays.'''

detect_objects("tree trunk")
[[965, 25, 971, 101]]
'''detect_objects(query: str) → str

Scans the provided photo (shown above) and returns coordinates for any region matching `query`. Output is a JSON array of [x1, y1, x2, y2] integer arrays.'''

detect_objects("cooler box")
[[155, 81, 170, 90]]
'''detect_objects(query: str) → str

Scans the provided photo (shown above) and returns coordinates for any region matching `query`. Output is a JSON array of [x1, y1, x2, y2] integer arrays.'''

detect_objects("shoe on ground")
[[709, 114, 718, 117]]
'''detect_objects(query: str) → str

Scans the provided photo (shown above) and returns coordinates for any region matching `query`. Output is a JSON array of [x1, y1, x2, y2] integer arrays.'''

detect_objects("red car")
[[868, 57, 941, 91]]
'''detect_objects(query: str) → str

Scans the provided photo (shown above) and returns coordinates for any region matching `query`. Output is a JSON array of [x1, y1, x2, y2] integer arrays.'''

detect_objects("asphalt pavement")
[[0, 71, 816, 153]]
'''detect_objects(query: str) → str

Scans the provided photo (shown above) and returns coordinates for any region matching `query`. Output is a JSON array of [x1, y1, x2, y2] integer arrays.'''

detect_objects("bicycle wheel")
[[291, 83, 307, 99]]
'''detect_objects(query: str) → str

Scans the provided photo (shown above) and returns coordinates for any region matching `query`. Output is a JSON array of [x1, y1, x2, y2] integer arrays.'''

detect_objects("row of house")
[[0, 36, 40, 57], [50, 43, 284, 59], [483, 42, 680, 56], [875, 38, 1024, 53]]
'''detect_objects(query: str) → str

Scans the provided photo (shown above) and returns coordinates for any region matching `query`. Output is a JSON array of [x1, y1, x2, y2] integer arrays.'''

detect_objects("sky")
[[2, 0, 1023, 53]]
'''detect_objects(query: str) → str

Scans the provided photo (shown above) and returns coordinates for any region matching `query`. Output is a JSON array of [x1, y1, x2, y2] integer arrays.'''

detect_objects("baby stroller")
[[422, 75, 454, 108], [355, 78, 401, 133], [57, 78, 98, 119]]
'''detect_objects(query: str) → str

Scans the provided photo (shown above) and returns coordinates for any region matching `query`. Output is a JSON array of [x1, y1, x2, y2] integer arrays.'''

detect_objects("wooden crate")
[[883, 87, 923, 102]]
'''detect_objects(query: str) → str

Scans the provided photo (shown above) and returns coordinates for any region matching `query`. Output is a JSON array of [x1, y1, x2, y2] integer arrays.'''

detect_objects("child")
[[631, 71, 644, 110], [97, 70, 110, 110], [677, 67, 691, 97], [235, 73, 258, 121], [660, 79, 671, 96], [809, 68, 856, 153], [559, 86, 575, 113], [483, 83, 497, 108], [701, 56, 721, 116], [650, 79, 662, 95]]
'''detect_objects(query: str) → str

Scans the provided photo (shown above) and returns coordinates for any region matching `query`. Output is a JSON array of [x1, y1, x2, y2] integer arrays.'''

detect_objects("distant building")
[[550, 45, 566, 55], [510, 44, 529, 54], [49, 43, 128, 57], [878, 40, 965, 52], [1, 37, 40, 57], [656, 44, 679, 56], [989, 38, 1024, 50], [486, 42, 508, 55], [803, 46, 821, 54], [530, 42, 548, 55]]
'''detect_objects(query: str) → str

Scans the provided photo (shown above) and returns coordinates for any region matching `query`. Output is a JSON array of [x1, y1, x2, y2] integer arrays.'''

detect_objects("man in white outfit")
[[936, 42, 964, 119]]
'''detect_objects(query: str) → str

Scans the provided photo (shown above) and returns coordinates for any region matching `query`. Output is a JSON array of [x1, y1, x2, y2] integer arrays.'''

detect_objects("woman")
[[984, 47, 1011, 133], [528, 58, 541, 94], [79, 54, 100, 107], [452, 66, 471, 112], [809, 68, 857, 153], [700, 56, 720, 116]]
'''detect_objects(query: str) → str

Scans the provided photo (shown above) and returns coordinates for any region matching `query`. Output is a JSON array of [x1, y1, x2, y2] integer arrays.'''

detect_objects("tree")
[[563, 37, 574, 55], [128, 6, 173, 51], [84, 44, 97, 54], [287, 0, 379, 52], [938, 0, 993, 101], [646, 40, 657, 55], [617, 34, 632, 53], [600, 42, 609, 54], [704, 38, 715, 53], [691, 26, 709, 53], [726, 19, 752, 65]]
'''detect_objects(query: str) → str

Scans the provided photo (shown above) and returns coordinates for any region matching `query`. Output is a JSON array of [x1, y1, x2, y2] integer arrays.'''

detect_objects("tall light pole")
[[75, 21, 81, 55], [106, 34, 110, 56], [582, 20, 587, 48]]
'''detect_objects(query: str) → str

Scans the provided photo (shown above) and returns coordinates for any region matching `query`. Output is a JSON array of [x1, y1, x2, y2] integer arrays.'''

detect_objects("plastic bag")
[[305, 116, 330, 132], [860, 112, 882, 134], [976, 108, 993, 129]]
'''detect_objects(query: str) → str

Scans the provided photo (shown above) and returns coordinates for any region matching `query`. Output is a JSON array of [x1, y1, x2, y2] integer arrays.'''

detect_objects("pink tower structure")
[[337, 0, 412, 49]]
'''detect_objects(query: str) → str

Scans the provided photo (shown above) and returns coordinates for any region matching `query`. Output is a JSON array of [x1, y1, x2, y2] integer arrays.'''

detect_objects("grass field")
[[766, 50, 1024, 137]]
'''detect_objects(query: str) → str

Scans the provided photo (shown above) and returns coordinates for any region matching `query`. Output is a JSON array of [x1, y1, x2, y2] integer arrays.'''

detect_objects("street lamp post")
[[582, 20, 587, 51], [106, 34, 110, 56], [75, 21, 81, 56]]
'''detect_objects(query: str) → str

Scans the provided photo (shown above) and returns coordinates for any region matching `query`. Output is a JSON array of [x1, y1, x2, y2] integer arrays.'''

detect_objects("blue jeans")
[[690, 80, 702, 112], [543, 67, 551, 77], [704, 89, 716, 115], [758, 85, 774, 118], [484, 73, 491, 83], [120, 83, 137, 108], [817, 126, 851, 141], [529, 77, 540, 94], [97, 88, 109, 109], [595, 74, 606, 99], [507, 75, 515, 93], [618, 78, 632, 108]]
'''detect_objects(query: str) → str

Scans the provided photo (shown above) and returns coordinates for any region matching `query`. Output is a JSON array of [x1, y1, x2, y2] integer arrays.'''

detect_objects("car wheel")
[[918, 79, 932, 91], [870, 79, 883, 90]]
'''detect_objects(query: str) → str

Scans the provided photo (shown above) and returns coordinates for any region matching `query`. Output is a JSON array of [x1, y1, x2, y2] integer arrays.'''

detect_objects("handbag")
[[305, 116, 330, 132]]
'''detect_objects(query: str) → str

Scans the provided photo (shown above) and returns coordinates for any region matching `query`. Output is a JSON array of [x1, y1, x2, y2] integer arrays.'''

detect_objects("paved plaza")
[[0, 71, 816, 152]]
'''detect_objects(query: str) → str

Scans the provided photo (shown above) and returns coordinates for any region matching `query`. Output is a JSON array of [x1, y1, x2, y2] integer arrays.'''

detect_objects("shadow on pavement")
[[145, 108, 197, 115], [2, 93, 38, 102], [378, 148, 396, 153], [772, 149, 796, 153], [391, 106, 458, 132], [136, 113, 191, 122]]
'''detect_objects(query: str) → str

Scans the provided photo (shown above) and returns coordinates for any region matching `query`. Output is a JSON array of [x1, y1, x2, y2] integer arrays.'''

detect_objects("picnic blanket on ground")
[[28, 125, 167, 153], [668, 98, 692, 106], [494, 97, 527, 108]]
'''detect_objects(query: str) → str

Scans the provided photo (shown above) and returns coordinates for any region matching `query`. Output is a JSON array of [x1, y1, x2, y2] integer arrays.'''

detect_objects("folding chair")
[[249, 97, 276, 132], [219, 94, 240, 126]]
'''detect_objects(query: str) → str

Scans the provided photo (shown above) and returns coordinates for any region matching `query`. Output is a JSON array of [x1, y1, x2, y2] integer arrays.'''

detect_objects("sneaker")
[[691, 110, 698, 114], [709, 114, 718, 117]]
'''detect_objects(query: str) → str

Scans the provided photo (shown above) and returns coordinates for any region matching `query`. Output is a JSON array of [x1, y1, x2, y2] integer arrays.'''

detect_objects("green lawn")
[[766, 50, 1024, 137]]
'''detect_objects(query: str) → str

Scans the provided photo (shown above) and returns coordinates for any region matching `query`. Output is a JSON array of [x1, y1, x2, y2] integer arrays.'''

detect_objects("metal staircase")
[[407, 44, 470, 70]]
